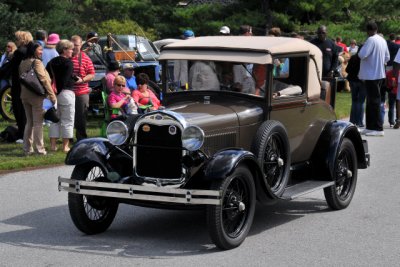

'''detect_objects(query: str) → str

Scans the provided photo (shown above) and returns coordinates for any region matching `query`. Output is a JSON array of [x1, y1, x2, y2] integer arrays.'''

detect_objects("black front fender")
[[204, 149, 257, 180], [203, 148, 276, 204], [65, 138, 111, 170]]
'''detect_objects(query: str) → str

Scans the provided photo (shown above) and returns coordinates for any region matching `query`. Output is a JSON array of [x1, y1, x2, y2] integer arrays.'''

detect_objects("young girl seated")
[[108, 75, 138, 118]]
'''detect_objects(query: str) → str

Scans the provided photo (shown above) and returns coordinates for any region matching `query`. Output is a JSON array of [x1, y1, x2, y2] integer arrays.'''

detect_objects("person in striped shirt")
[[70, 35, 95, 141]]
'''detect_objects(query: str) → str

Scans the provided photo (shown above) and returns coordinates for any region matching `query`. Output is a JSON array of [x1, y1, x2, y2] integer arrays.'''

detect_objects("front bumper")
[[58, 177, 221, 205]]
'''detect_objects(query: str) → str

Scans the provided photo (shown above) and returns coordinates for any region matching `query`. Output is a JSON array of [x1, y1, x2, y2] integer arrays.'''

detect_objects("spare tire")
[[251, 120, 290, 197]]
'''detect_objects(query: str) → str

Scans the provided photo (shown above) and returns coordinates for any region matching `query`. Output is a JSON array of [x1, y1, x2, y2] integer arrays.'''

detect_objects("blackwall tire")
[[251, 120, 290, 197], [324, 138, 358, 210], [68, 163, 119, 234], [206, 166, 256, 250]]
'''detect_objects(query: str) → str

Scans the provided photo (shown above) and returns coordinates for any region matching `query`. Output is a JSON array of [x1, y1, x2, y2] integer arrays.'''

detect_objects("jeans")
[[380, 86, 396, 125], [365, 79, 383, 131], [349, 80, 366, 126]]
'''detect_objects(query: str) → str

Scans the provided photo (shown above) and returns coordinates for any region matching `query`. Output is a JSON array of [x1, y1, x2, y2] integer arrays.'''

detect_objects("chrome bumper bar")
[[58, 177, 221, 205]]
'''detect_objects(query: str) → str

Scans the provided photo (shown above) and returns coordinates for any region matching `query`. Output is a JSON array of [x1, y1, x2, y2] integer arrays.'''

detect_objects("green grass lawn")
[[0, 114, 104, 173], [0, 93, 352, 173], [335, 91, 352, 120]]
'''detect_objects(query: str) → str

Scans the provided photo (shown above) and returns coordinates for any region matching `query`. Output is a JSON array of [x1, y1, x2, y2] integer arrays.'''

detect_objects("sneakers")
[[394, 122, 400, 129], [365, 130, 384, 137], [15, 139, 23, 144]]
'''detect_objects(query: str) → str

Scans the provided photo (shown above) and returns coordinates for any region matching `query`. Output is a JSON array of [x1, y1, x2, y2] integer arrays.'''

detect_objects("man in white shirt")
[[358, 21, 390, 136], [393, 49, 400, 128]]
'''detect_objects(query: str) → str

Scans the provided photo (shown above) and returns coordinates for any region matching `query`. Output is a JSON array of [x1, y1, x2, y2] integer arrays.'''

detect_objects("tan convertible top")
[[160, 36, 322, 65]]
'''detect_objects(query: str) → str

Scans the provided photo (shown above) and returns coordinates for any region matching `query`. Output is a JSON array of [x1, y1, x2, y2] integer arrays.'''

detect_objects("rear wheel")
[[324, 138, 358, 210], [68, 162, 119, 234], [207, 166, 256, 250], [0, 86, 15, 121]]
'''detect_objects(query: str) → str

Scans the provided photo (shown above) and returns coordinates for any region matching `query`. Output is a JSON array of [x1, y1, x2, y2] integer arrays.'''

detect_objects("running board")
[[281, 180, 334, 200]]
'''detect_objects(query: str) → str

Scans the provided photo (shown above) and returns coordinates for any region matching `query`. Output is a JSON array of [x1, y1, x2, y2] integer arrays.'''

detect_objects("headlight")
[[182, 126, 204, 151], [106, 120, 129, 145]]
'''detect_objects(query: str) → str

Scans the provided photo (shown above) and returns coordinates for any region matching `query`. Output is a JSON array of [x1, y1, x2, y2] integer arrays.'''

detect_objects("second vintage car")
[[58, 36, 369, 250]]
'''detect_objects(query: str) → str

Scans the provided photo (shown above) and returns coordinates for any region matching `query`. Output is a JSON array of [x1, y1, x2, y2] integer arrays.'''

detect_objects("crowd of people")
[[0, 22, 399, 156], [0, 30, 97, 154]]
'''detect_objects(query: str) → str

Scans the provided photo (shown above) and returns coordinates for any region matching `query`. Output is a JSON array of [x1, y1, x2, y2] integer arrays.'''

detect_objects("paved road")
[[1, 126, 399, 266]]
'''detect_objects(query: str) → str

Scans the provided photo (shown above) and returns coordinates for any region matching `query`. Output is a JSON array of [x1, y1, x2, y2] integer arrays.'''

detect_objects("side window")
[[272, 56, 307, 98]]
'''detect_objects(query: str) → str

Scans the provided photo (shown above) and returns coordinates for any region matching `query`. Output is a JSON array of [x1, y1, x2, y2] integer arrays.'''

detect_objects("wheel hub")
[[226, 192, 244, 220]]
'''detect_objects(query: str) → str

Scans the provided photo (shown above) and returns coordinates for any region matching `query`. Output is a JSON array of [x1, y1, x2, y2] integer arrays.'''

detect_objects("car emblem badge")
[[155, 114, 163, 120], [142, 124, 150, 132], [169, 125, 177, 135]]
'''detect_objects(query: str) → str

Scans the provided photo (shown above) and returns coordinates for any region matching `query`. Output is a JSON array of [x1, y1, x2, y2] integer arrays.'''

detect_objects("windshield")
[[162, 57, 305, 99]]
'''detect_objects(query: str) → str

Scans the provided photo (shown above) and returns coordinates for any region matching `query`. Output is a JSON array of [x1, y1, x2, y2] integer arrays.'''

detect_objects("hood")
[[165, 98, 264, 133], [167, 101, 238, 133]]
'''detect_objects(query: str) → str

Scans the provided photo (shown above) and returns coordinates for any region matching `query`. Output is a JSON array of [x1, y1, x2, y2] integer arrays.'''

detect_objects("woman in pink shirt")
[[132, 73, 160, 111], [108, 75, 133, 118]]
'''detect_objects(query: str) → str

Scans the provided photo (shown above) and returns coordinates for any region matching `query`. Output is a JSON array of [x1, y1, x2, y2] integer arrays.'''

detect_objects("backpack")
[[0, 125, 19, 143]]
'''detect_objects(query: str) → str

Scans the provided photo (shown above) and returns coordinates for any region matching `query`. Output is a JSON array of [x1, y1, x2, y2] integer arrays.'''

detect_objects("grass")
[[0, 93, 352, 173], [0, 114, 104, 173], [335, 91, 352, 119]]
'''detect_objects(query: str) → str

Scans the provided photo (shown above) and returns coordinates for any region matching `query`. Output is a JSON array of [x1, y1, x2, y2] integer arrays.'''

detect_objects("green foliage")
[[96, 19, 158, 41]]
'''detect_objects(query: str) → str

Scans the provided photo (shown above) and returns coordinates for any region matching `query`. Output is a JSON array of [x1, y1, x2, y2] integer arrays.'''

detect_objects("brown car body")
[[59, 36, 370, 250]]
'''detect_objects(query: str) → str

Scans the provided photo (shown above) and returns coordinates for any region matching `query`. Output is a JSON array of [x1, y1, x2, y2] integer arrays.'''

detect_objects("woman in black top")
[[46, 40, 75, 152]]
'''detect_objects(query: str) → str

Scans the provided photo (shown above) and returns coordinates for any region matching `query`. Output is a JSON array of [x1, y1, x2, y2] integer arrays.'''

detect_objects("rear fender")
[[312, 120, 368, 180], [204, 149, 276, 204]]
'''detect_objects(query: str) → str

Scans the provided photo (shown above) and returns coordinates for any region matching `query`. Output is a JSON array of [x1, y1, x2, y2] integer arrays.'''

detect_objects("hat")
[[86, 31, 99, 42], [47, 33, 60, 45], [107, 61, 120, 71], [183, 30, 195, 39], [219, 26, 230, 35], [123, 63, 135, 70]]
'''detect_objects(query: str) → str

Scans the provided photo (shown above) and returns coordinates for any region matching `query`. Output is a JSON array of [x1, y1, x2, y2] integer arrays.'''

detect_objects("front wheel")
[[0, 86, 15, 121], [207, 166, 256, 250], [68, 163, 119, 234], [324, 138, 358, 210]]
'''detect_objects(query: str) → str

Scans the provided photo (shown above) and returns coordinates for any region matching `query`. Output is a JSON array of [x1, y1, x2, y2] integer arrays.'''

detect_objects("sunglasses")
[[115, 84, 125, 87]]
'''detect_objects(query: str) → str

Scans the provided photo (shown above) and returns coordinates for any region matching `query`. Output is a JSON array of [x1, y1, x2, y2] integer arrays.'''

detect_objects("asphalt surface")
[[1, 124, 399, 266]]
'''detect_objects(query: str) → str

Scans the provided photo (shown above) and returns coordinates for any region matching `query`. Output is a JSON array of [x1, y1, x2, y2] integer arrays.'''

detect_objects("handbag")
[[19, 60, 46, 96], [44, 107, 60, 123]]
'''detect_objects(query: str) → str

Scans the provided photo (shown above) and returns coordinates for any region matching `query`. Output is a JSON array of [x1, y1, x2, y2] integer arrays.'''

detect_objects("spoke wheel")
[[0, 87, 15, 121], [324, 138, 358, 210], [68, 163, 118, 234], [207, 166, 256, 250], [252, 120, 290, 197]]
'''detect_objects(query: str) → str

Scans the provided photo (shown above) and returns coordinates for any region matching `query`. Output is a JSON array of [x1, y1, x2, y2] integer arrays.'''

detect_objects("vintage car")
[[58, 36, 370, 250]]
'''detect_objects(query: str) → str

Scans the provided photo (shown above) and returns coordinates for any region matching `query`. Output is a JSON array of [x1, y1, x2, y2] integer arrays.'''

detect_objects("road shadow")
[[0, 197, 329, 257]]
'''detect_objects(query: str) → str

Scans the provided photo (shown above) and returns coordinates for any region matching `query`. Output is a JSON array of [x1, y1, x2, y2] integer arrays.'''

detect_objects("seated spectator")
[[108, 75, 138, 118], [132, 73, 161, 111], [105, 61, 120, 93], [122, 63, 137, 91]]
